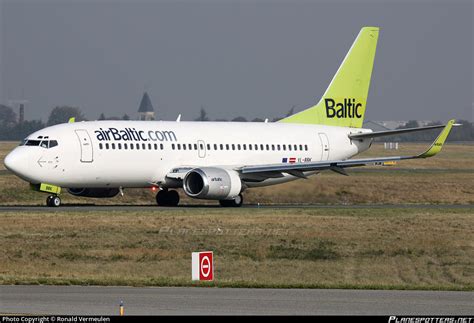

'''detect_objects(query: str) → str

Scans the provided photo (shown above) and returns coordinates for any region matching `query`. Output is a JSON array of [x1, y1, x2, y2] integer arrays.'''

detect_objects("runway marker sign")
[[192, 251, 214, 281]]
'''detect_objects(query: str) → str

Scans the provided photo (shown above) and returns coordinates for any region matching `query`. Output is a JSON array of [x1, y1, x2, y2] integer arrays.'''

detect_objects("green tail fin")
[[280, 26, 379, 128]]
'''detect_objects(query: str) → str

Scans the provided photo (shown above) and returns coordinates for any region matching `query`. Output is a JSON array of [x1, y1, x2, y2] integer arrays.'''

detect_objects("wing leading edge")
[[239, 119, 456, 177]]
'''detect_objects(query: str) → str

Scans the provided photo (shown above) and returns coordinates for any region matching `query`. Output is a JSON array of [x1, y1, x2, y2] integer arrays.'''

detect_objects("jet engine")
[[183, 167, 242, 200], [67, 188, 120, 198]]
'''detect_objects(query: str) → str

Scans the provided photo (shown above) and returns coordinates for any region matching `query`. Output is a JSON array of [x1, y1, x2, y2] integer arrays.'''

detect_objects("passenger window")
[[243, 144, 246, 150], [299, 144, 303, 151], [294, 144, 298, 151], [142, 143, 146, 150], [160, 143, 164, 150], [105, 143, 109, 149], [99, 143, 103, 150], [118, 143, 122, 150], [305, 144, 308, 151], [226, 144, 229, 150], [214, 144, 217, 150], [289, 145, 292, 151], [260, 144, 264, 150], [154, 143, 157, 150], [112, 143, 115, 150], [283, 144, 286, 151], [266, 144, 269, 151], [232, 144, 235, 150], [207, 144, 211, 150], [172, 144, 175, 150], [188, 144, 192, 150], [248, 144, 252, 151], [220, 144, 224, 150], [177, 144, 181, 150], [130, 144, 133, 150], [183, 144, 186, 150], [200, 143, 204, 150], [136, 143, 140, 150], [271, 144, 275, 151], [148, 143, 152, 150], [277, 144, 280, 151], [237, 144, 241, 150], [124, 143, 128, 150], [194, 144, 198, 150]]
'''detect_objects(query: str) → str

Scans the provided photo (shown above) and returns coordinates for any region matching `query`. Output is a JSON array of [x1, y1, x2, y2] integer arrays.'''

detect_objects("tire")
[[167, 190, 180, 207], [219, 194, 243, 207], [47, 195, 61, 207], [156, 190, 168, 206]]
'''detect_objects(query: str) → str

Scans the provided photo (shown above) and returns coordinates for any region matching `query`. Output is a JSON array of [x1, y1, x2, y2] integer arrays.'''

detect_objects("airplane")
[[3, 26, 458, 207]]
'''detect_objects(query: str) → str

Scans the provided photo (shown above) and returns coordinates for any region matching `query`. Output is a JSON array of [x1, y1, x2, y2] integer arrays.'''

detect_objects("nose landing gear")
[[46, 195, 61, 207], [156, 189, 180, 207]]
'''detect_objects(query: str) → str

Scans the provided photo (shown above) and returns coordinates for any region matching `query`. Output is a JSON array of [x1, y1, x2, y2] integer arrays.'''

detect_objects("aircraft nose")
[[4, 149, 30, 178]]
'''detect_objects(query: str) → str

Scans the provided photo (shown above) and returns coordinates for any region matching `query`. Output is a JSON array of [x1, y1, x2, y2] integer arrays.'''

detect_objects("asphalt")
[[0, 203, 472, 212], [0, 286, 473, 315]]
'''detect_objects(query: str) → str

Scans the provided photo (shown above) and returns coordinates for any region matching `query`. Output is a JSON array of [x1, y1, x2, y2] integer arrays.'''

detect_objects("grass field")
[[0, 141, 473, 290], [1, 141, 473, 205], [0, 207, 472, 290]]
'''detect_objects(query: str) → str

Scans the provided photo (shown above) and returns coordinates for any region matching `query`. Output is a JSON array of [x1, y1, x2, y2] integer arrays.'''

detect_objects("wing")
[[239, 119, 456, 179]]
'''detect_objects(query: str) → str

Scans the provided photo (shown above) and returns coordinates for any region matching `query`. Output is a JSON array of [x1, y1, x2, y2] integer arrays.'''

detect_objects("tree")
[[47, 106, 86, 126], [122, 114, 130, 120], [251, 118, 264, 122], [231, 116, 247, 122], [285, 105, 296, 117], [397, 120, 419, 129], [195, 106, 209, 121], [98, 113, 106, 120], [0, 104, 17, 126]]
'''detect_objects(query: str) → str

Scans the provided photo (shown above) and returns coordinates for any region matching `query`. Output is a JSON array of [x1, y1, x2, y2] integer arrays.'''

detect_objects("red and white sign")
[[192, 251, 213, 281]]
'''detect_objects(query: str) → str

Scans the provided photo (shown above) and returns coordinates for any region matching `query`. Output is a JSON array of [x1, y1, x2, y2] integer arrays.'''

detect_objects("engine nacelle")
[[183, 167, 242, 200], [67, 188, 120, 198]]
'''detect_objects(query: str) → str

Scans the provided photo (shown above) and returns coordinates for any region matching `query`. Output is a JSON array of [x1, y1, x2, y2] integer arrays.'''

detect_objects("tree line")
[[0, 104, 473, 141]]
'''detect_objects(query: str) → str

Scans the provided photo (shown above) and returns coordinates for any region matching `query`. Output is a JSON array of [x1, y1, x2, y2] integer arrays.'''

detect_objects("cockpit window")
[[22, 139, 59, 148], [25, 140, 41, 146]]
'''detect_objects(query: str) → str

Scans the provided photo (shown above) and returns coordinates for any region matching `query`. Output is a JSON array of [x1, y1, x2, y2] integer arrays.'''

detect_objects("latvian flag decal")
[[282, 157, 297, 163]]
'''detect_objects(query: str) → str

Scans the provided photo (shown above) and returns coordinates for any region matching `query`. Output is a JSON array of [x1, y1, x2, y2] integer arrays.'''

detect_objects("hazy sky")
[[1, 0, 473, 122]]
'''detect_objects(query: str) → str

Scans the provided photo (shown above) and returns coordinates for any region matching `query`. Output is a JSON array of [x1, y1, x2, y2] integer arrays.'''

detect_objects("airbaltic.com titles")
[[94, 127, 177, 142]]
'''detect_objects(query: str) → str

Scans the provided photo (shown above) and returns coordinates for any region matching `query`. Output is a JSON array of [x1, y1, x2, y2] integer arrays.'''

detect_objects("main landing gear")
[[46, 195, 61, 207], [219, 194, 243, 207], [156, 189, 180, 207]]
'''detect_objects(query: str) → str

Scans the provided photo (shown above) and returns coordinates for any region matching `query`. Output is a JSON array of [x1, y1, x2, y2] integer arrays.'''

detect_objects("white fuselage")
[[5, 120, 372, 189]]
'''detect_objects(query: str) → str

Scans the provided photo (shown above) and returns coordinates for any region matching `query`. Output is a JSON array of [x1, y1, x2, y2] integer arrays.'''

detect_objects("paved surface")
[[0, 204, 472, 212], [0, 286, 473, 315]]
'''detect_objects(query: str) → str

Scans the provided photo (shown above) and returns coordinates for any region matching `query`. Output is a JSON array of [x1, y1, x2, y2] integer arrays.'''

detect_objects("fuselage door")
[[318, 133, 330, 161], [75, 129, 93, 162], [197, 140, 206, 158]]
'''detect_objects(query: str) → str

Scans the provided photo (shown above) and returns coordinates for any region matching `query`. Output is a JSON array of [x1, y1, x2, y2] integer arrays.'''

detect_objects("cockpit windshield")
[[21, 139, 58, 148]]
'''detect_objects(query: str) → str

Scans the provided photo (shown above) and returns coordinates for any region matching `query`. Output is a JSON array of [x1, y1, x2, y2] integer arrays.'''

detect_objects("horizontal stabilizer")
[[349, 121, 460, 140]]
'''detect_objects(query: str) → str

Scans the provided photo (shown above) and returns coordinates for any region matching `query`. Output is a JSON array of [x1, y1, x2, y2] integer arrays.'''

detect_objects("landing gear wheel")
[[156, 189, 180, 207], [166, 190, 180, 207], [47, 195, 61, 207], [219, 194, 243, 207]]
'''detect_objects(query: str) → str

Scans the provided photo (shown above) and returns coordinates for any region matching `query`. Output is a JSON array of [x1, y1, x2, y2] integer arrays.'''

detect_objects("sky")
[[1, 0, 473, 122]]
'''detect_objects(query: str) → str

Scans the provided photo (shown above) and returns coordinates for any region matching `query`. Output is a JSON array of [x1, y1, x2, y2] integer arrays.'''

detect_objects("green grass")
[[0, 207, 472, 290]]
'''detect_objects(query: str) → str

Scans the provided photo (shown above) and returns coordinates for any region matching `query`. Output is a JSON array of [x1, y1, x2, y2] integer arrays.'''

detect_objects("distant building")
[[364, 120, 435, 130], [137, 92, 155, 121]]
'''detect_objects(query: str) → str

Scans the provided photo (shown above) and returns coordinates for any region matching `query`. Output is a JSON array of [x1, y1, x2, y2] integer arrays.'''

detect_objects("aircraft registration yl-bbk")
[[4, 27, 458, 207]]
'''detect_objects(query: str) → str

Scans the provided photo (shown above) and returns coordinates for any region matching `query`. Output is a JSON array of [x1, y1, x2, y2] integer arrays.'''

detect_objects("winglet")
[[417, 119, 455, 158], [68, 117, 75, 123]]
